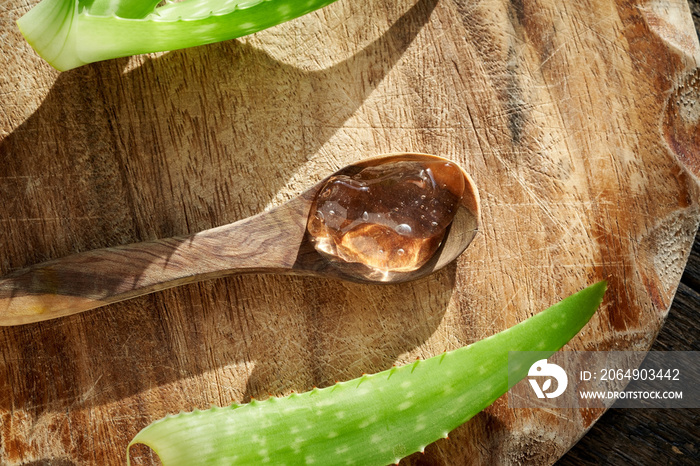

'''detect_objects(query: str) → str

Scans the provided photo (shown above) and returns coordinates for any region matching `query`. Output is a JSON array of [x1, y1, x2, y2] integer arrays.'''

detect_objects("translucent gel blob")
[[307, 158, 466, 277]]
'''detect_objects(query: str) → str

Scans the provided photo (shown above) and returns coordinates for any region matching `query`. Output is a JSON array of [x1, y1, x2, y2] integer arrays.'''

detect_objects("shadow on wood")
[[0, 0, 449, 426]]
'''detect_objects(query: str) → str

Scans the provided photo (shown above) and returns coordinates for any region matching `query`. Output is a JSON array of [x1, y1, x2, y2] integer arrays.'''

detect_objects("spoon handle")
[[0, 196, 311, 326]]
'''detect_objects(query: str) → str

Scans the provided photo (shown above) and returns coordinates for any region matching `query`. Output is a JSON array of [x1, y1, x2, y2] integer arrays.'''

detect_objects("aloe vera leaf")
[[81, 0, 163, 19], [128, 281, 606, 465], [17, 0, 340, 71]]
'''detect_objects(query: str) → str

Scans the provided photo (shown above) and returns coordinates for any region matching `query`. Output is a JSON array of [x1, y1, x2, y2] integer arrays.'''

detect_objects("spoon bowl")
[[0, 153, 480, 325], [295, 153, 480, 283]]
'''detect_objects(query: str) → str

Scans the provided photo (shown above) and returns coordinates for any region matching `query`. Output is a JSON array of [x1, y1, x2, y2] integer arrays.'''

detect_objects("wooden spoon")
[[0, 153, 480, 326]]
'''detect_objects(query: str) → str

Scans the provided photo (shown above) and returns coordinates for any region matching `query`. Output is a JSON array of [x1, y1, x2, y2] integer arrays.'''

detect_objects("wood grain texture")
[[560, 237, 700, 465], [0, 152, 480, 325], [559, 6, 700, 464], [559, 282, 700, 465], [1, 0, 699, 465], [0, 193, 312, 325]]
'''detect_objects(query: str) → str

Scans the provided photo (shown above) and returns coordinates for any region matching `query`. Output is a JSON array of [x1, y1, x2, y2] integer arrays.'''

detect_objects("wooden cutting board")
[[1, 0, 699, 464]]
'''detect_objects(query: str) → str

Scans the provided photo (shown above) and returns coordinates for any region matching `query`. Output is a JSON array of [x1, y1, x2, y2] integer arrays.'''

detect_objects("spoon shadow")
[[0, 0, 447, 426], [1, 0, 437, 264]]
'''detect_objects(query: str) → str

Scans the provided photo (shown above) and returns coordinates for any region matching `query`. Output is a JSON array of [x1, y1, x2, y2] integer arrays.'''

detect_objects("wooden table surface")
[[559, 237, 700, 465], [558, 4, 700, 464], [1, 0, 700, 465]]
